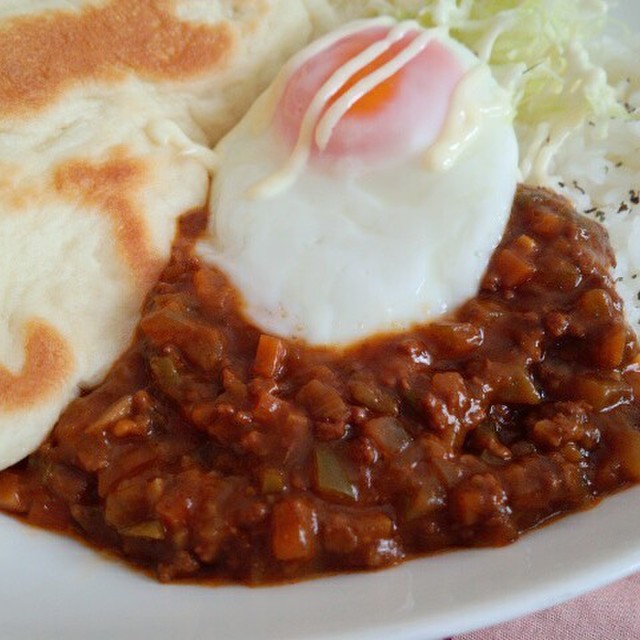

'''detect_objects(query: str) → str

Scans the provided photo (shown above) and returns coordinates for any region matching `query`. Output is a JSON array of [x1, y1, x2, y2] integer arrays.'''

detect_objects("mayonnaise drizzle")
[[424, 65, 513, 171], [248, 20, 429, 200], [315, 28, 437, 151]]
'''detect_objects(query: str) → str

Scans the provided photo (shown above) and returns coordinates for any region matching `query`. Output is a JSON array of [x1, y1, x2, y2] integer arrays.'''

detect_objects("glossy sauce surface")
[[1, 186, 639, 584]]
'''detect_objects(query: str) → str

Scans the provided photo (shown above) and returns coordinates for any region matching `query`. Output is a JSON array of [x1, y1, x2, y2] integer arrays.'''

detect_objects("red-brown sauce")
[[2, 185, 640, 584]]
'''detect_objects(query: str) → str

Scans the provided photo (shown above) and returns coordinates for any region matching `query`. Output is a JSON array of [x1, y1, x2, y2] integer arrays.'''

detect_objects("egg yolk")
[[325, 29, 408, 116], [275, 24, 466, 163]]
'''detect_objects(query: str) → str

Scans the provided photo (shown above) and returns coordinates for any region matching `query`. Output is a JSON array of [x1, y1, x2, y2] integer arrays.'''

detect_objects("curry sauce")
[[2, 186, 640, 584]]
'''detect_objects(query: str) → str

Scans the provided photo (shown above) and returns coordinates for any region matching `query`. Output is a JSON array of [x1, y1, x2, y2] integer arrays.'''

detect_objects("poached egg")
[[199, 18, 519, 346]]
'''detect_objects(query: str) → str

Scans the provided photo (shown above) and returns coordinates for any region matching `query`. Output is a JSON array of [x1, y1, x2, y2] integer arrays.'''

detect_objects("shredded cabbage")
[[334, 0, 629, 127]]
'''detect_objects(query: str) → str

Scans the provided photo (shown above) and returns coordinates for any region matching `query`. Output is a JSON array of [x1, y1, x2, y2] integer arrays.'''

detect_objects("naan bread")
[[0, 0, 341, 470]]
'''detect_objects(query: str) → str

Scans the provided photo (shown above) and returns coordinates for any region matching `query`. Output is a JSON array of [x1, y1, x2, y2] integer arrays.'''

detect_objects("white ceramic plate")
[[2, 2, 639, 639]]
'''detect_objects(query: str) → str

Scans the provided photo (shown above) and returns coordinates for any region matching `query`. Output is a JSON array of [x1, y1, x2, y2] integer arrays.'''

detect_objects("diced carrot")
[[572, 375, 631, 411], [530, 208, 563, 237], [578, 289, 614, 320], [594, 324, 627, 368], [493, 248, 535, 288], [511, 234, 538, 257], [543, 258, 582, 292], [611, 429, 640, 482], [624, 368, 640, 398], [271, 498, 316, 562], [0, 472, 27, 513], [253, 334, 287, 378]]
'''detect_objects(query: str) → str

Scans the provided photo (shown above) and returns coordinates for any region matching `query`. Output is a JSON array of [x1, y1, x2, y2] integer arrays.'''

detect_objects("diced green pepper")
[[261, 468, 285, 494], [313, 445, 356, 500], [150, 356, 182, 398]]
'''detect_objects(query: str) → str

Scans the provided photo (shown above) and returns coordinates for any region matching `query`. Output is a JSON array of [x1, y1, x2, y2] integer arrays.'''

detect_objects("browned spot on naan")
[[0, 320, 74, 411], [0, 163, 46, 210], [53, 152, 164, 288], [0, 164, 24, 208], [0, 0, 233, 118]]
